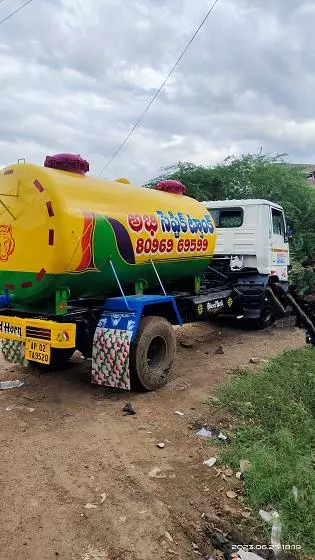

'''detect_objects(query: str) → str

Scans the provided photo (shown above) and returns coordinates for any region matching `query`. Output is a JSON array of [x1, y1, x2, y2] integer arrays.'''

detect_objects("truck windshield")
[[208, 208, 243, 228]]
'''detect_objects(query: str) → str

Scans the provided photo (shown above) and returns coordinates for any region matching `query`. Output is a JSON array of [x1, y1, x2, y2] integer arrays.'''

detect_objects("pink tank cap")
[[154, 179, 187, 195], [44, 153, 89, 175]]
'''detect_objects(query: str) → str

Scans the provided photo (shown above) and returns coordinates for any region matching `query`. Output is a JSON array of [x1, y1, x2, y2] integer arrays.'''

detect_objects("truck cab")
[[202, 199, 290, 327]]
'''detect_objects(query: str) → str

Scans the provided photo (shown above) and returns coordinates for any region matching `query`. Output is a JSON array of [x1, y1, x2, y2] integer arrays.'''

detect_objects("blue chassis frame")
[[101, 294, 182, 342]]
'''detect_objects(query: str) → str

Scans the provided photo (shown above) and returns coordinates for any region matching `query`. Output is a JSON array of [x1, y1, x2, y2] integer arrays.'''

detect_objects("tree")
[[146, 153, 315, 294]]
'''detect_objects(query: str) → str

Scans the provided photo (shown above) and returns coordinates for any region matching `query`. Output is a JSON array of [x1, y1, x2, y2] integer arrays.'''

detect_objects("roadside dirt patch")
[[0, 321, 304, 559]]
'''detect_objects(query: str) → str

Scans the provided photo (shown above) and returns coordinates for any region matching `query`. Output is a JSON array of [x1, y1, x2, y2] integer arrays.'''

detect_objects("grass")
[[213, 347, 315, 555]]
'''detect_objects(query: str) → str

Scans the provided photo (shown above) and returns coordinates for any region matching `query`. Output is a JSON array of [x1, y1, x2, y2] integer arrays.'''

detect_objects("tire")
[[29, 348, 75, 371], [247, 292, 275, 330], [130, 316, 176, 391], [254, 309, 274, 330]]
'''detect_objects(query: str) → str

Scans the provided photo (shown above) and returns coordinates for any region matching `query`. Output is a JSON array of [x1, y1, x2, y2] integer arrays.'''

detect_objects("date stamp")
[[231, 543, 302, 553]]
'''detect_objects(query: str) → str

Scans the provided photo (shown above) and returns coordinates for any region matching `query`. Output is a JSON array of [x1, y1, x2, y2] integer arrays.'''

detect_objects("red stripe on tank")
[[48, 229, 54, 245], [4, 284, 15, 290], [21, 281, 32, 288], [46, 201, 54, 217], [34, 179, 44, 192], [36, 268, 46, 282], [4, 169, 13, 175], [75, 213, 96, 272]]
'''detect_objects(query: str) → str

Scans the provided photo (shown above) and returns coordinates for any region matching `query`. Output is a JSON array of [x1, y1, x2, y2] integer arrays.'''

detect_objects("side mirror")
[[286, 218, 294, 241]]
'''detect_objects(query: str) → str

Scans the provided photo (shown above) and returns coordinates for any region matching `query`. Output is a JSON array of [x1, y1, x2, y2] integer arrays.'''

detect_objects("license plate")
[[25, 339, 51, 364]]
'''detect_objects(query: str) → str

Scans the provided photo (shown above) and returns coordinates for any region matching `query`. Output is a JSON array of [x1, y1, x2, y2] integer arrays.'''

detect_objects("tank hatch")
[[44, 153, 89, 175], [154, 179, 187, 195]]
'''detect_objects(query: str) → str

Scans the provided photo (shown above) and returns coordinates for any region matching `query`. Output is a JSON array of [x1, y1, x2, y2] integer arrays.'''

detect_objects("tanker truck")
[[0, 154, 241, 390], [0, 154, 313, 391]]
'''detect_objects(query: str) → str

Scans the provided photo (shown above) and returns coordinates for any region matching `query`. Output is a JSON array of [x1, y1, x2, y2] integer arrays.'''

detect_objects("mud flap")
[[1, 339, 27, 365], [91, 294, 181, 390], [91, 310, 137, 390]]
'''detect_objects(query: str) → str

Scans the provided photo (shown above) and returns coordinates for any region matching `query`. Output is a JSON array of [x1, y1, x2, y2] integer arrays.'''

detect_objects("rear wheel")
[[130, 316, 176, 391]]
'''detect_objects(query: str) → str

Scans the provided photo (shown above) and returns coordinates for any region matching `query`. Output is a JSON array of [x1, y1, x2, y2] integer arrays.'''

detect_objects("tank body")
[[0, 163, 216, 309]]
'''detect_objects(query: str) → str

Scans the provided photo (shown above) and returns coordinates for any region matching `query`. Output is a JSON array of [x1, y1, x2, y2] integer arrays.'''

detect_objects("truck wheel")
[[246, 311, 274, 330], [130, 316, 176, 391], [306, 331, 315, 346], [29, 348, 75, 371], [254, 309, 274, 329], [244, 291, 275, 330], [255, 294, 275, 329]]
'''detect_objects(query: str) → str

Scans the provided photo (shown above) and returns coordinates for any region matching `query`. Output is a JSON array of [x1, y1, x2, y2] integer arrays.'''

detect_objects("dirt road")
[[0, 321, 304, 560]]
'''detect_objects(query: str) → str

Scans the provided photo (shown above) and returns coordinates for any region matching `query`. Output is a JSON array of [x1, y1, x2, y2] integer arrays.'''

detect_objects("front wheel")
[[256, 291, 276, 329], [254, 309, 275, 330], [246, 292, 275, 330], [130, 316, 176, 391]]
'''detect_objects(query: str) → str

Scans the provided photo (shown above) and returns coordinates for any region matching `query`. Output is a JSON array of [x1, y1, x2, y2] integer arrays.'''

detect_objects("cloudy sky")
[[0, 0, 314, 183]]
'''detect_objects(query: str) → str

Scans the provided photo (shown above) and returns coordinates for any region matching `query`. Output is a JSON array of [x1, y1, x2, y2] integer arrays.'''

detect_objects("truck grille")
[[25, 326, 51, 341]]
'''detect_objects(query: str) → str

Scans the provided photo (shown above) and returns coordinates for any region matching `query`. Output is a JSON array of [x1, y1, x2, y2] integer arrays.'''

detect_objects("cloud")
[[0, 0, 315, 184]]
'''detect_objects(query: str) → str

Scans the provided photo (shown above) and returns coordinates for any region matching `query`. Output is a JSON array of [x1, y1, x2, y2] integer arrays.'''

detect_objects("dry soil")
[[0, 320, 305, 560]]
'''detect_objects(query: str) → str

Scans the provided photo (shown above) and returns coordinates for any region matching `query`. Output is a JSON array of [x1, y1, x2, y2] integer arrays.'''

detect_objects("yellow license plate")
[[25, 339, 51, 364]]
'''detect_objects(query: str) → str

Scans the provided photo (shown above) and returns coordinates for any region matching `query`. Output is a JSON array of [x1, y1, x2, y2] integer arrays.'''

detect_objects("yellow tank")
[[0, 160, 216, 310]]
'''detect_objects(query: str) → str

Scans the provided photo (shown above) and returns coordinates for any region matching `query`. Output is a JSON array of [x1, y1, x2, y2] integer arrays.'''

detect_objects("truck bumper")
[[0, 315, 76, 365]]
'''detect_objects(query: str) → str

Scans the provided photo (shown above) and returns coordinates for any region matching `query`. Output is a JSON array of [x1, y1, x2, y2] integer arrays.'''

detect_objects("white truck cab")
[[202, 199, 291, 327]]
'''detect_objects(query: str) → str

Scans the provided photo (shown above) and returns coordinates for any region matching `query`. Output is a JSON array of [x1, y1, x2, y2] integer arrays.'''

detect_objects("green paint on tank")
[[1, 215, 213, 312]]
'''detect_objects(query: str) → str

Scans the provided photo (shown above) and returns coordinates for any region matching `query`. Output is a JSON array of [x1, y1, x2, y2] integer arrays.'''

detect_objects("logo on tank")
[[0, 225, 15, 262], [127, 210, 214, 256]]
